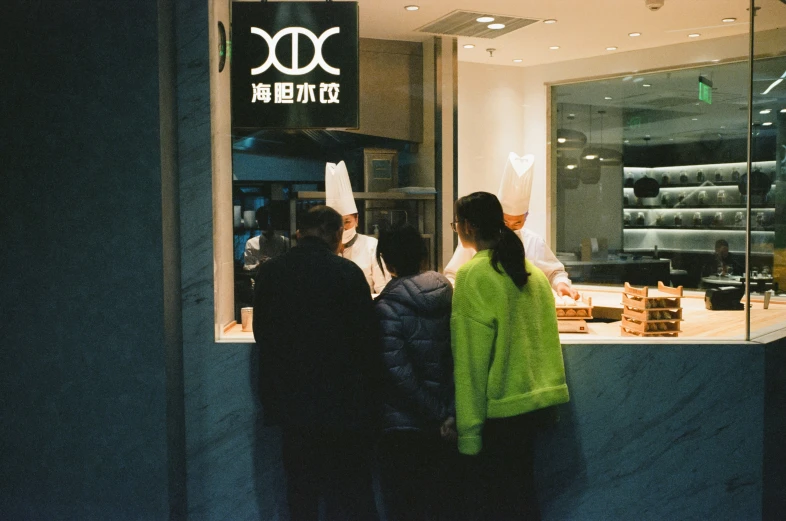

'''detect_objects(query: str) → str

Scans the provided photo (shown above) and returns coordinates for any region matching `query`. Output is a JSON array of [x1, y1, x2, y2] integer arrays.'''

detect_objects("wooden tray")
[[621, 327, 680, 338], [621, 315, 681, 333], [556, 295, 593, 320], [623, 307, 683, 322], [622, 281, 682, 310]]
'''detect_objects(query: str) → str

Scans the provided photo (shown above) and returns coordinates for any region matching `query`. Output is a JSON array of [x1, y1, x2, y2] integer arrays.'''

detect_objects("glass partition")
[[750, 4, 786, 339], [552, 55, 786, 340]]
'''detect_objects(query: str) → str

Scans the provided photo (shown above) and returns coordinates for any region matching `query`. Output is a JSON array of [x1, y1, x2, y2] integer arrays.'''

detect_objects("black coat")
[[374, 271, 454, 433], [253, 236, 383, 430]]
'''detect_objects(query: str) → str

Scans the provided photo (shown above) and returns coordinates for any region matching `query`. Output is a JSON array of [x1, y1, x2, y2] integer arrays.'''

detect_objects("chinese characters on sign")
[[231, 2, 359, 129], [251, 83, 341, 104]]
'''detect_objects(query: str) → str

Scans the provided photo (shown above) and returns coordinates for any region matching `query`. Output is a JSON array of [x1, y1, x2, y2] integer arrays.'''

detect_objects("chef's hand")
[[440, 416, 457, 443], [556, 282, 580, 300]]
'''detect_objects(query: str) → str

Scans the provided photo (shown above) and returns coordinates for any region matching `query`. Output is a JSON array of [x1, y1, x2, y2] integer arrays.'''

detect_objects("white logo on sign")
[[250, 27, 341, 76]]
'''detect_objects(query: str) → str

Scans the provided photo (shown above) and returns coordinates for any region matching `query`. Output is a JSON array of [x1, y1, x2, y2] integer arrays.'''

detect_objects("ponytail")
[[456, 191, 530, 289], [491, 226, 528, 288]]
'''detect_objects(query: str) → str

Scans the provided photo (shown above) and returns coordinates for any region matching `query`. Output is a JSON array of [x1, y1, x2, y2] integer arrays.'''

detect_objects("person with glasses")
[[445, 153, 579, 300], [450, 191, 569, 520]]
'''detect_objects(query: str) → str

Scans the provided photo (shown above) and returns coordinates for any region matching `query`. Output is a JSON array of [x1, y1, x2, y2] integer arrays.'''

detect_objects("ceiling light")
[[628, 32, 641, 37], [762, 122, 773, 126], [643, 83, 652, 87], [463, 44, 475, 49], [584, 154, 598, 160], [488, 23, 506, 30], [722, 17, 736, 23], [544, 19, 557, 24], [513, 59, 523, 63], [781, 108, 786, 113], [566, 164, 577, 170], [692, 118, 698, 121], [624, 139, 630, 144], [557, 137, 567, 143], [404, 5, 419, 11], [688, 33, 701, 38], [476, 16, 495, 23], [549, 46, 560, 50], [604, 96, 613, 100], [569, 113, 575, 117], [760, 109, 771, 114], [606, 46, 618, 51]]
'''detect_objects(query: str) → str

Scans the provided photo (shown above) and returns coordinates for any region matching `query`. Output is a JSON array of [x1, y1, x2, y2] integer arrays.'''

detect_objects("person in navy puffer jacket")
[[374, 223, 458, 521]]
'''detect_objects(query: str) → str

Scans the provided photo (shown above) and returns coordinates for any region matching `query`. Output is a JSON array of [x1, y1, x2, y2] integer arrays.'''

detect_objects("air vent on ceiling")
[[416, 10, 538, 39]]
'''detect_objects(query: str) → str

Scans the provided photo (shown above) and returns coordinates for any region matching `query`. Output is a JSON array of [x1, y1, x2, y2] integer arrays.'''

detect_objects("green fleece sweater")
[[451, 250, 569, 455]]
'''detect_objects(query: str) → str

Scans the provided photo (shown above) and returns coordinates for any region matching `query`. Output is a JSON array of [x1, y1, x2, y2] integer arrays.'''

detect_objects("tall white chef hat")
[[496, 152, 535, 215], [325, 161, 357, 216]]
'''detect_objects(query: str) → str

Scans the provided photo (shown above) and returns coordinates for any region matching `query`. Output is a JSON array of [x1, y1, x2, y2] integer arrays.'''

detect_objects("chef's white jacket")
[[444, 228, 571, 290], [341, 233, 391, 294]]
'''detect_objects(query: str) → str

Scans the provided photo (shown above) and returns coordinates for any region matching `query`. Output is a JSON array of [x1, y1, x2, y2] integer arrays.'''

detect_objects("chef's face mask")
[[342, 227, 357, 244], [342, 214, 358, 244]]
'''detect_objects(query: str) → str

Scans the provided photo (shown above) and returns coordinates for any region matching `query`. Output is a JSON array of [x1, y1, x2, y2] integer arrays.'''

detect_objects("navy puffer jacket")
[[374, 271, 454, 433]]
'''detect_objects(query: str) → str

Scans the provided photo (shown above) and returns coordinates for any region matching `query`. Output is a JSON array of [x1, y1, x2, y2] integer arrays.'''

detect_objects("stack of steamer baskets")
[[555, 294, 593, 333], [621, 281, 683, 338]]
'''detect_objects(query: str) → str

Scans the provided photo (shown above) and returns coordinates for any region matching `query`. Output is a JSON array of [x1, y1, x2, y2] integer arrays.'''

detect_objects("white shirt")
[[341, 232, 391, 294], [444, 228, 571, 290], [243, 233, 290, 270]]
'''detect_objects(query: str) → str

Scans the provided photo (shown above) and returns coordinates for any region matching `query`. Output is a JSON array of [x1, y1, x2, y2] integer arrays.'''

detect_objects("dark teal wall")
[[1, 2, 169, 519]]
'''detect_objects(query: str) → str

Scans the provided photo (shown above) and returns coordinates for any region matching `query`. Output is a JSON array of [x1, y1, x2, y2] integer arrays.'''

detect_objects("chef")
[[243, 206, 290, 271], [444, 152, 580, 299], [325, 161, 391, 294]]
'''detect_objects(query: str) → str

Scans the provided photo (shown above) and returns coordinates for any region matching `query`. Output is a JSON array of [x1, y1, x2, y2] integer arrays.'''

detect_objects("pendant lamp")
[[581, 110, 623, 166], [556, 106, 587, 151]]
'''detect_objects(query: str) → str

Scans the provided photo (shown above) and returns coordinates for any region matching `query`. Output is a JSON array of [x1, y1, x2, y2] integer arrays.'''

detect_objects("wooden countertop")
[[565, 284, 786, 342], [219, 284, 786, 344]]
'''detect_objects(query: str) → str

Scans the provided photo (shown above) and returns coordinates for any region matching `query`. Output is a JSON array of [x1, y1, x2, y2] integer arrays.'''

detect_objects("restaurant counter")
[[222, 283, 786, 343]]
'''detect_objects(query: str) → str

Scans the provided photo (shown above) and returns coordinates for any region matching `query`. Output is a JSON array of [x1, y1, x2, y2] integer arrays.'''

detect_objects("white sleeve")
[[243, 238, 259, 271], [444, 242, 476, 286], [523, 232, 571, 289]]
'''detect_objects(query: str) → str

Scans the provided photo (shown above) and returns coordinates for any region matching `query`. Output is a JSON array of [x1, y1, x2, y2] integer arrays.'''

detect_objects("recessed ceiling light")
[[722, 17, 736, 23], [566, 164, 577, 170], [643, 83, 652, 87], [544, 19, 557, 24], [513, 59, 523, 63], [549, 46, 560, 50], [781, 108, 786, 113], [720, 126, 726, 129], [606, 46, 618, 51], [760, 109, 771, 114], [762, 122, 773, 126], [463, 44, 475, 49], [488, 23, 506, 30], [688, 33, 701, 38], [669, 138, 674, 141], [584, 154, 598, 160], [692, 118, 698, 121], [604, 96, 613, 100], [557, 137, 567, 143], [404, 5, 419, 11], [624, 139, 630, 144], [476, 16, 495, 23], [628, 32, 641, 37]]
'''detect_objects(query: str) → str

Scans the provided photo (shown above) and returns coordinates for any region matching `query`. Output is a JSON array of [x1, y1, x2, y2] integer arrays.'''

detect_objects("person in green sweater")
[[450, 191, 569, 521]]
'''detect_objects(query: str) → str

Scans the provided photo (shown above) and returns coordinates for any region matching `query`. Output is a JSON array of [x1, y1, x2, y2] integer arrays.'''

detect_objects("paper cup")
[[241, 307, 253, 332]]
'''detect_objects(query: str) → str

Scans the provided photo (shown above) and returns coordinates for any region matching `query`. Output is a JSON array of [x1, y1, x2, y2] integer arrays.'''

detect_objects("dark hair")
[[715, 239, 729, 249], [255, 206, 269, 229], [376, 223, 426, 277], [455, 192, 529, 288], [298, 206, 343, 247]]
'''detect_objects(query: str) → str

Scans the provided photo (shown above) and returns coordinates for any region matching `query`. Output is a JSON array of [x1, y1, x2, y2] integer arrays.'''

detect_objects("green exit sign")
[[699, 75, 713, 104]]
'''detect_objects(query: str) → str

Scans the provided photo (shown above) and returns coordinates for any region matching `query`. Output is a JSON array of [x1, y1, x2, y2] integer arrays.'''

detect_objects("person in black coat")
[[373, 223, 457, 521], [253, 205, 382, 521]]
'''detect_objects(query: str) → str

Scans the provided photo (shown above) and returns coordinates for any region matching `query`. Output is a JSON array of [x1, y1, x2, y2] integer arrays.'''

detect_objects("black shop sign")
[[231, 1, 359, 129]]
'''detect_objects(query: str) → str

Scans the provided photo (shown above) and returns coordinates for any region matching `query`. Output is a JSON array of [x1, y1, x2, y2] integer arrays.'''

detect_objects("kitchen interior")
[[222, 1, 786, 342]]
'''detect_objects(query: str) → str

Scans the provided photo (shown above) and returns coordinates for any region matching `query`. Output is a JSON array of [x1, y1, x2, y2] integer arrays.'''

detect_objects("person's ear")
[[296, 229, 302, 239]]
